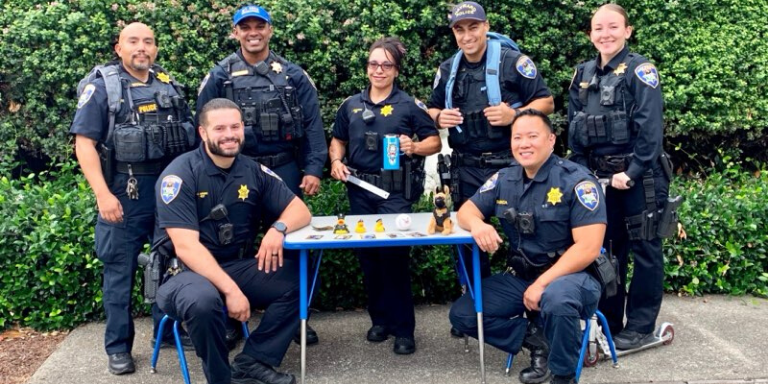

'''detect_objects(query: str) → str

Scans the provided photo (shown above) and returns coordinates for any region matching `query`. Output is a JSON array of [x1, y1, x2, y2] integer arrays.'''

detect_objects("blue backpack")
[[445, 32, 522, 133]]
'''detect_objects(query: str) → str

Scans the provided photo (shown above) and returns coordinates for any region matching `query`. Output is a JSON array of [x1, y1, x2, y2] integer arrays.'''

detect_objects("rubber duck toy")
[[333, 214, 349, 234], [374, 218, 385, 233], [355, 219, 366, 233]]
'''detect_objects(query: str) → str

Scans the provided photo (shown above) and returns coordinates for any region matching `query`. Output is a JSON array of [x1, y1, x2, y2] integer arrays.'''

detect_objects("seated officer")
[[449, 109, 606, 384], [155, 98, 310, 384]]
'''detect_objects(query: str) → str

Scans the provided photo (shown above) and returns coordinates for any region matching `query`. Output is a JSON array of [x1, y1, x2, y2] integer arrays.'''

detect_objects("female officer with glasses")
[[329, 37, 441, 355]]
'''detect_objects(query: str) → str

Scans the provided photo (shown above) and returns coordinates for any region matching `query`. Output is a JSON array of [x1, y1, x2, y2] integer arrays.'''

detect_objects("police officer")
[[155, 98, 311, 384], [71, 22, 196, 374], [449, 109, 606, 384], [329, 37, 441, 355], [568, 4, 672, 350], [427, 2, 555, 379], [196, 4, 327, 345]]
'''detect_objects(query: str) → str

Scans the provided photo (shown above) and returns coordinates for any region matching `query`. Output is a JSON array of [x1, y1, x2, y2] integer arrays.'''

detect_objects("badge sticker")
[[237, 184, 249, 201], [432, 67, 442, 89], [415, 98, 428, 113], [156, 72, 171, 83], [516, 56, 537, 79], [546, 187, 563, 206], [575, 181, 600, 211], [160, 175, 183, 204], [197, 73, 210, 96], [635, 63, 660, 88], [260, 164, 283, 180], [77, 84, 96, 109], [479, 172, 499, 193], [380, 104, 394, 117]]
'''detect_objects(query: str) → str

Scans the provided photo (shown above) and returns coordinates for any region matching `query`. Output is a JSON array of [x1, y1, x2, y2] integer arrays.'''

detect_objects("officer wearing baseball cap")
[[196, 3, 327, 348]]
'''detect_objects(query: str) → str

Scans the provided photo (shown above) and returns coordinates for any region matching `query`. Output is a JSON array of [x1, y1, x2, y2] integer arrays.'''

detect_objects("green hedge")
[[1, 0, 767, 166], [2, 159, 767, 330]]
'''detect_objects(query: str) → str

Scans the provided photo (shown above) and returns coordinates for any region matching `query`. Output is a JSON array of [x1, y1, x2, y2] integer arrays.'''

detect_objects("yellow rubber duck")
[[355, 219, 366, 233], [333, 214, 349, 234], [374, 218, 385, 232]]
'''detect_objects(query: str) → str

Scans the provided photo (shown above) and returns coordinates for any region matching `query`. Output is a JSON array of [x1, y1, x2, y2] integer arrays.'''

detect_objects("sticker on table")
[[306, 234, 324, 240], [407, 232, 427, 237], [361, 234, 376, 239], [386, 233, 403, 238], [334, 234, 352, 240]]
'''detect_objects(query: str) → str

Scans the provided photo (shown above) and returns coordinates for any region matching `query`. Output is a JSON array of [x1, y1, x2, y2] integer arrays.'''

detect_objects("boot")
[[519, 321, 551, 384]]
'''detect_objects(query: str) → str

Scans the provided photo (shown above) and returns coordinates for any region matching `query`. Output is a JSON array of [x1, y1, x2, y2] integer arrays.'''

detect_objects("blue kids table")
[[283, 212, 488, 384]]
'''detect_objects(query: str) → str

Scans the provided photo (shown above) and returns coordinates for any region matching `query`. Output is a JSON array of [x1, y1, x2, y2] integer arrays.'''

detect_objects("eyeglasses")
[[367, 61, 396, 71]]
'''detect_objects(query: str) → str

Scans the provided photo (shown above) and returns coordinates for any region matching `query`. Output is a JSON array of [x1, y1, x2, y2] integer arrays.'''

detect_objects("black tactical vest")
[[219, 52, 303, 155], [111, 68, 195, 164], [570, 55, 639, 149]]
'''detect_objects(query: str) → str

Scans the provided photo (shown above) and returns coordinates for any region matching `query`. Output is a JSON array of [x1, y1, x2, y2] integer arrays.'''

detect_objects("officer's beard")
[[206, 138, 242, 158]]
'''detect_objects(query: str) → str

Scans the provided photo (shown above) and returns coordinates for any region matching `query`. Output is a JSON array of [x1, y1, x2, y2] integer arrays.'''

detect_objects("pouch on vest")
[[145, 124, 165, 160], [570, 111, 588, 147], [609, 110, 629, 144], [260, 98, 281, 142], [113, 124, 147, 162]]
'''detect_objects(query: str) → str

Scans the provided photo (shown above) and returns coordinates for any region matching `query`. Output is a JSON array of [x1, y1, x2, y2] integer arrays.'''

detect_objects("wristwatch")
[[271, 221, 288, 235]]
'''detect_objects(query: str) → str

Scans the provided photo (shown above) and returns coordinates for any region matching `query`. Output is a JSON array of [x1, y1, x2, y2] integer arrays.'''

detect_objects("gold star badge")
[[380, 104, 393, 117], [614, 63, 628, 75], [546, 187, 563, 205], [237, 184, 249, 201], [156, 72, 171, 83], [271, 62, 283, 74]]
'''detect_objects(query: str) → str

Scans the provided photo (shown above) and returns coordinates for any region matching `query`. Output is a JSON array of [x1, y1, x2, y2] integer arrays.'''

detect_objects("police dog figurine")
[[427, 186, 453, 235]]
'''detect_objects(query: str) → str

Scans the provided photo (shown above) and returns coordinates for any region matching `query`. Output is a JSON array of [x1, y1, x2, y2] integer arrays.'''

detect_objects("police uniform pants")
[[449, 272, 601, 377], [454, 164, 499, 281], [599, 164, 669, 335], [95, 174, 157, 355], [348, 186, 416, 338], [156, 258, 300, 384]]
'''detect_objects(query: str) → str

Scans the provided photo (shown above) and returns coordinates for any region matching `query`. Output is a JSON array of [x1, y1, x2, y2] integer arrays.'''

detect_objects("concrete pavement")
[[27, 294, 768, 384]]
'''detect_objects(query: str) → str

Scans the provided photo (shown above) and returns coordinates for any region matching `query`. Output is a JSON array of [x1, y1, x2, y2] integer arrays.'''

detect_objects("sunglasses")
[[367, 61, 396, 71]]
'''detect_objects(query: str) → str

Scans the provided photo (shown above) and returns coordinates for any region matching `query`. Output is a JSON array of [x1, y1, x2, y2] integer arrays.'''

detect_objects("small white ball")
[[395, 214, 412, 231]]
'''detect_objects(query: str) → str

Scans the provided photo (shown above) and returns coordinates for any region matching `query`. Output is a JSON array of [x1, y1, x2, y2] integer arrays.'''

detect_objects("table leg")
[[300, 249, 308, 384], [472, 244, 486, 384]]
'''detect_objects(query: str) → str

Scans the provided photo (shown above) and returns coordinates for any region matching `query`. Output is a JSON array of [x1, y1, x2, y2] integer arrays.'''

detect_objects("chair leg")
[[151, 315, 170, 373], [173, 320, 191, 384], [575, 316, 592, 382], [505, 353, 514, 376], [595, 310, 618, 365]]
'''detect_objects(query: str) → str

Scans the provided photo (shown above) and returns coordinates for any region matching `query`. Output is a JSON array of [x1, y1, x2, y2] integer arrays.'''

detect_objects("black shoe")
[[520, 322, 551, 384], [550, 374, 576, 384], [107, 352, 135, 375], [366, 325, 390, 342], [231, 353, 296, 384], [449, 326, 465, 338], [613, 329, 654, 350], [292, 323, 319, 345], [393, 337, 416, 355], [151, 332, 194, 351], [226, 321, 245, 351]]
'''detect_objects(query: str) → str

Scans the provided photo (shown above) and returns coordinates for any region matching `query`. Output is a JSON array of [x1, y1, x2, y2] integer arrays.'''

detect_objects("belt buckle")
[[480, 152, 492, 167]]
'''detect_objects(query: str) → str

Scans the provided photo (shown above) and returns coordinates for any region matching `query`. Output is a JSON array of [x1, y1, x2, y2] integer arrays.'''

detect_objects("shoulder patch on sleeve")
[[479, 172, 500, 193], [302, 70, 317, 90], [432, 67, 442, 89], [415, 98, 428, 113], [197, 73, 210, 96], [77, 84, 96, 109], [260, 164, 283, 181], [635, 63, 660, 88], [574, 180, 600, 211], [160, 175, 183, 204], [515, 55, 538, 79]]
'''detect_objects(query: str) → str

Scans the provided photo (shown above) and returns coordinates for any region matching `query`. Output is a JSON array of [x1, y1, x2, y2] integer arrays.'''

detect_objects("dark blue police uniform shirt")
[[567, 45, 664, 180], [427, 48, 552, 111], [71, 65, 185, 141], [470, 155, 607, 265], [156, 145, 296, 261], [332, 84, 438, 174], [196, 50, 327, 178]]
